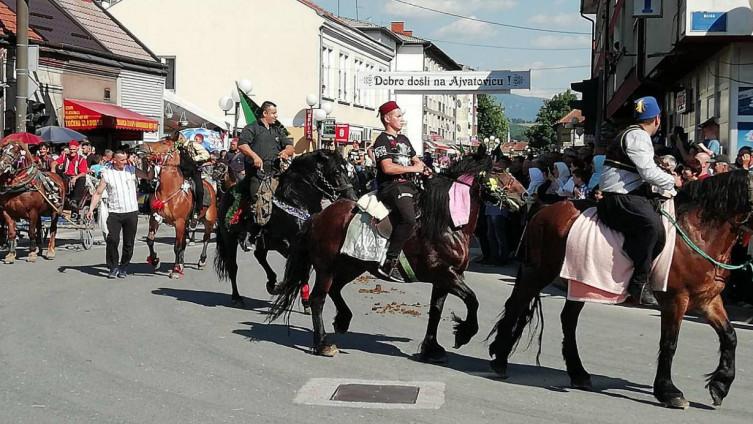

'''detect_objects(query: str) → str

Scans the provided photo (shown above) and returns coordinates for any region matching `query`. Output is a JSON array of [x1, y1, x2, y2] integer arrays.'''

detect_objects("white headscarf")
[[527, 167, 545, 196], [554, 162, 570, 187]]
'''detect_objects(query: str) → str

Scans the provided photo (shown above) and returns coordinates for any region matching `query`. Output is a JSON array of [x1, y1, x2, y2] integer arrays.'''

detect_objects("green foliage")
[[525, 90, 577, 149], [477, 94, 509, 142]]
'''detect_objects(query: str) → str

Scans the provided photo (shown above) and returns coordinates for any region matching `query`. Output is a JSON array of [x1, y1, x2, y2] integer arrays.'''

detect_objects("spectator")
[[695, 152, 712, 180], [698, 117, 721, 157], [35, 143, 54, 172], [219, 150, 228, 162], [714, 160, 730, 174], [658, 155, 678, 174], [735, 147, 752, 170], [571, 168, 590, 200], [87, 151, 153, 279], [103, 149, 114, 164], [485, 200, 509, 266]]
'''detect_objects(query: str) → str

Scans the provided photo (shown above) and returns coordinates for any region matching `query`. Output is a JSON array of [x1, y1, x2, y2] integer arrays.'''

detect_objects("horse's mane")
[[277, 149, 344, 206], [419, 151, 492, 240], [675, 170, 752, 222]]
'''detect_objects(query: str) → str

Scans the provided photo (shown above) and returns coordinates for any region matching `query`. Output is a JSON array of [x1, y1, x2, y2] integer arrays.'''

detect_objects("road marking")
[[294, 378, 445, 410]]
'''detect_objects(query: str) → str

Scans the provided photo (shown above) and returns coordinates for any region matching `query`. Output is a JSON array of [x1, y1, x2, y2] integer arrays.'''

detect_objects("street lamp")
[[218, 79, 253, 137]]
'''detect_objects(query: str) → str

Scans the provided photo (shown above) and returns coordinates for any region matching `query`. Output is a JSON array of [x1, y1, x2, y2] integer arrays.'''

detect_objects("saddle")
[[0, 166, 62, 209], [185, 178, 212, 207]]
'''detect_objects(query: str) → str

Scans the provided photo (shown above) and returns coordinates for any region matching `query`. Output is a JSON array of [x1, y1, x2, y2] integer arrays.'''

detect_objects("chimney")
[[391, 21, 405, 34], [403, 30, 413, 36]]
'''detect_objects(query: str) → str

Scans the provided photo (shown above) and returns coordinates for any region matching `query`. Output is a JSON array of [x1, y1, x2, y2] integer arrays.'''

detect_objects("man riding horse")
[[172, 131, 210, 222], [372, 100, 429, 283], [598, 96, 682, 305], [236, 100, 295, 241]]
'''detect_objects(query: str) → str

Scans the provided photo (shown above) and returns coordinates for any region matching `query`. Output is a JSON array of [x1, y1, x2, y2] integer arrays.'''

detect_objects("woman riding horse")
[[214, 149, 357, 306], [488, 170, 753, 409], [270, 148, 526, 360]]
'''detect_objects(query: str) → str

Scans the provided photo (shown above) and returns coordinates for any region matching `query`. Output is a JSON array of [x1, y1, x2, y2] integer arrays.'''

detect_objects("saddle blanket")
[[560, 201, 676, 304], [341, 211, 388, 264]]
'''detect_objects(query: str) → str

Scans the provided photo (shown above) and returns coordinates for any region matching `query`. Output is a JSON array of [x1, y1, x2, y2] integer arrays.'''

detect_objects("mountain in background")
[[493, 93, 546, 122]]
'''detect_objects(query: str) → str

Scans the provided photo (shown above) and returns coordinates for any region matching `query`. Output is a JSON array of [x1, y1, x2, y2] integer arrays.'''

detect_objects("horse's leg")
[[489, 264, 552, 378], [26, 211, 38, 262], [561, 300, 591, 390], [653, 292, 690, 409], [3, 211, 16, 264], [146, 216, 161, 270], [448, 276, 480, 349], [170, 220, 186, 278], [254, 247, 278, 295], [45, 211, 57, 259], [418, 285, 449, 363], [698, 294, 736, 407], [197, 219, 212, 270], [311, 270, 336, 357], [329, 266, 363, 334]]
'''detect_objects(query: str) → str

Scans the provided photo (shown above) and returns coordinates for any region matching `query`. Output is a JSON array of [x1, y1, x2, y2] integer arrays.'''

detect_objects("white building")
[[109, 0, 393, 151]]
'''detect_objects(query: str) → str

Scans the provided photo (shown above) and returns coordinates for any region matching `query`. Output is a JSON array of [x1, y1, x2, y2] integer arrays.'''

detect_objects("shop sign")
[[358, 70, 530, 93], [305, 108, 313, 140], [691, 11, 727, 32], [335, 124, 350, 143], [64, 103, 103, 130], [634, 0, 662, 17]]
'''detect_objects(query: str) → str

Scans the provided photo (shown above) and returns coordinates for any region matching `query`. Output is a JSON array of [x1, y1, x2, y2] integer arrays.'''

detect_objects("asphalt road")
[[1, 217, 753, 424]]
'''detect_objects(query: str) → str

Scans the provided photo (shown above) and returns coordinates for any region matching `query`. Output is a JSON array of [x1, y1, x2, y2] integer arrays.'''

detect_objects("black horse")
[[214, 150, 357, 306]]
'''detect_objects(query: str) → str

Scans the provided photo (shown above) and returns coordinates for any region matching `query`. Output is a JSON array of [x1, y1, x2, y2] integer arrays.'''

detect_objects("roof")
[[557, 109, 585, 125], [56, 0, 156, 62], [0, 0, 159, 65], [338, 16, 404, 44], [0, 2, 43, 41], [500, 141, 529, 153]]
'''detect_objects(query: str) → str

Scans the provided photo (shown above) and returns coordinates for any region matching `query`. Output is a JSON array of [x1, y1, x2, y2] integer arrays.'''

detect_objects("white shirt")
[[599, 128, 676, 195], [102, 165, 139, 213]]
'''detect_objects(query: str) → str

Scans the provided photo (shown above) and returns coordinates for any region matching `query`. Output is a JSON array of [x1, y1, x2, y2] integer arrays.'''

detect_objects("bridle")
[[143, 142, 179, 168], [0, 145, 27, 175], [309, 167, 353, 202]]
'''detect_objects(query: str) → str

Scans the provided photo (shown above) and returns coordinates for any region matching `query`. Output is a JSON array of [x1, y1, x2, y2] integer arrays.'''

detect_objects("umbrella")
[[179, 127, 223, 152], [36, 126, 88, 144], [1, 132, 44, 145]]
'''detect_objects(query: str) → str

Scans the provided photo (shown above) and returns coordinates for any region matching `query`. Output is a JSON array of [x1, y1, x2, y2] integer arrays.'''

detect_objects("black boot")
[[627, 282, 658, 306], [376, 258, 405, 283]]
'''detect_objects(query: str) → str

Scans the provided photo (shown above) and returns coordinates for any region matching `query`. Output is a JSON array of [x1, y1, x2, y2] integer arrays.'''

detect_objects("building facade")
[[580, 0, 753, 157]]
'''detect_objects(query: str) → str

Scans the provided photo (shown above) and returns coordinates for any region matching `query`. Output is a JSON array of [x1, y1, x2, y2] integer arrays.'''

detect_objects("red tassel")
[[229, 207, 243, 225], [151, 198, 165, 211], [301, 283, 310, 301]]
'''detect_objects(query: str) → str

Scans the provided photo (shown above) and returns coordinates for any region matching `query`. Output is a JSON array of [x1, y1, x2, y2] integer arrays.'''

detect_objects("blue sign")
[[691, 11, 727, 32]]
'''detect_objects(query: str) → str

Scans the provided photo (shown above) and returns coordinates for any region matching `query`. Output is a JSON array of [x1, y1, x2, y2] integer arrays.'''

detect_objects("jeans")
[[486, 215, 509, 263], [106, 211, 139, 270], [378, 182, 417, 260]]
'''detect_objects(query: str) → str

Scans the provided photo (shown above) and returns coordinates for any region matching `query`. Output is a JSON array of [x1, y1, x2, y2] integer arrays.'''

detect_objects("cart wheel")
[[80, 207, 94, 250]]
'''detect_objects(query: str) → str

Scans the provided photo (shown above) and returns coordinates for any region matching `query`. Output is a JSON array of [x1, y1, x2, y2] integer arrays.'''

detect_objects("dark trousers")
[[597, 193, 665, 286], [64, 176, 87, 206], [378, 182, 417, 259], [191, 172, 203, 215], [486, 215, 509, 263], [106, 211, 139, 270]]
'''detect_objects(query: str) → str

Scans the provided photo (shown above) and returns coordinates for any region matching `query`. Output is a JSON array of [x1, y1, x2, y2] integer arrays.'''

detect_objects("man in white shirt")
[[598, 96, 681, 306], [87, 151, 153, 279]]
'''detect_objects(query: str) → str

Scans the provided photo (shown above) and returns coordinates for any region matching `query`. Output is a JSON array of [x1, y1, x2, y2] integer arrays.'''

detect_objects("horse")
[[270, 150, 527, 360], [142, 138, 218, 278], [488, 170, 753, 409], [214, 149, 357, 306], [0, 142, 65, 263]]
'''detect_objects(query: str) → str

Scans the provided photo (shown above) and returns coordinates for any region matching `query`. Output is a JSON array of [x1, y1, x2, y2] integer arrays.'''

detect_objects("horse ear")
[[476, 143, 487, 157]]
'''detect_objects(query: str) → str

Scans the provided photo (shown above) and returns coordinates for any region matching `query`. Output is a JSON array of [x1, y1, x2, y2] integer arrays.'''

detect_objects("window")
[[322, 47, 333, 99], [161, 57, 176, 90], [354, 59, 363, 105], [338, 53, 349, 102]]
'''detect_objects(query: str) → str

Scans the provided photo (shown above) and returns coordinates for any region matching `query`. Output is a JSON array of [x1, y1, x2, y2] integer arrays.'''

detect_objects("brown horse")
[[489, 170, 753, 409], [142, 139, 218, 278], [270, 151, 527, 360], [0, 142, 65, 263]]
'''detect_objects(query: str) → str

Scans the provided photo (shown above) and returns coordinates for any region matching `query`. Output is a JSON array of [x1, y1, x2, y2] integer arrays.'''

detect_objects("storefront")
[[63, 99, 159, 149]]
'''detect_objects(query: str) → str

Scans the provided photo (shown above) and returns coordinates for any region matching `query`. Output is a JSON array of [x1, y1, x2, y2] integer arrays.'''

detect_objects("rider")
[[55, 140, 89, 210], [598, 96, 681, 306], [173, 132, 210, 221], [373, 100, 428, 283]]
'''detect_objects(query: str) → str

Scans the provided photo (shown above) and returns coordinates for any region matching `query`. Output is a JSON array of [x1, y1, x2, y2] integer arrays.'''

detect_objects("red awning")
[[64, 99, 159, 132]]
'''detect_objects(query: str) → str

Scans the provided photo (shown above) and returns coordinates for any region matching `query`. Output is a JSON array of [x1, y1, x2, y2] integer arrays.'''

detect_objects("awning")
[[425, 140, 458, 154], [163, 90, 229, 131], [64, 99, 159, 132]]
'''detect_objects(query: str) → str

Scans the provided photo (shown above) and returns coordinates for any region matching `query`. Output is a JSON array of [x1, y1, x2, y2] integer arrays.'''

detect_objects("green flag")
[[237, 83, 260, 125]]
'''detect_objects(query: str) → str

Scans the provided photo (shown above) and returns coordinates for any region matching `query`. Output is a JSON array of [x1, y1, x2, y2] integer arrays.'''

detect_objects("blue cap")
[[633, 96, 661, 121]]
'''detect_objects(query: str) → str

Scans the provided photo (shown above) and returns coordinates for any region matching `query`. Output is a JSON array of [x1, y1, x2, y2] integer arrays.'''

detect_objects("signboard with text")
[[634, 0, 662, 17], [357, 70, 530, 93], [305, 108, 313, 140], [335, 124, 350, 143]]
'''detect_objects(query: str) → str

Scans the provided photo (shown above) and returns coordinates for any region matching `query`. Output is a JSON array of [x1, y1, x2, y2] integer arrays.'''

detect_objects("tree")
[[525, 90, 577, 149], [477, 94, 509, 146]]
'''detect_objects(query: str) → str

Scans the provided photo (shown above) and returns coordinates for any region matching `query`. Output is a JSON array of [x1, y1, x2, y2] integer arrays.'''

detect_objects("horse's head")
[[211, 161, 229, 182], [142, 138, 179, 167], [0, 142, 28, 176], [483, 170, 527, 212], [302, 149, 358, 201]]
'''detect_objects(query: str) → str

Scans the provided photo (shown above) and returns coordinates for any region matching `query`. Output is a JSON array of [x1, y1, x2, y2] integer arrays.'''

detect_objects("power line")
[[390, 0, 591, 35], [529, 65, 590, 70], [428, 38, 591, 51]]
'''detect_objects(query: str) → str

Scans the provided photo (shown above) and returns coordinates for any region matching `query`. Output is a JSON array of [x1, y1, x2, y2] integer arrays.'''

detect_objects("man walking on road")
[[87, 151, 153, 279]]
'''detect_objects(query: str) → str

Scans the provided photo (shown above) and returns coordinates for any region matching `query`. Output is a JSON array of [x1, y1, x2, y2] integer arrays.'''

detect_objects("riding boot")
[[627, 281, 658, 306], [376, 258, 405, 283]]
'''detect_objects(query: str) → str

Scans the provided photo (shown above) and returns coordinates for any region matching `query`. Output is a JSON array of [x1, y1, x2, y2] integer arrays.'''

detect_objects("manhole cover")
[[331, 384, 419, 404]]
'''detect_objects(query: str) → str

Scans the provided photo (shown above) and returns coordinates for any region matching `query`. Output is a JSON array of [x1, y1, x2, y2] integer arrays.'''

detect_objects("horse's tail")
[[213, 190, 233, 282], [268, 218, 313, 322], [487, 263, 545, 366]]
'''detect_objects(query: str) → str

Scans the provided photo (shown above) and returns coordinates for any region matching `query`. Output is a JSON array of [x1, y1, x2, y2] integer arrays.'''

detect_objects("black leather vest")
[[604, 125, 642, 173]]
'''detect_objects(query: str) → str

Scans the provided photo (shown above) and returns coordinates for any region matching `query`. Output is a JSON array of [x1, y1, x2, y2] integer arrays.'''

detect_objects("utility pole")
[[15, 0, 29, 133]]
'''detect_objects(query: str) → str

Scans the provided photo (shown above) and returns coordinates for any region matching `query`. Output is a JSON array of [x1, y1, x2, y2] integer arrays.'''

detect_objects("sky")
[[314, 0, 592, 100]]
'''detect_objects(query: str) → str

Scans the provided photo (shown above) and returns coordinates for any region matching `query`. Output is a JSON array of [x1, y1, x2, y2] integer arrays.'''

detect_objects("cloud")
[[528, 13, 584, 28], [434, 18, 495, 40], [384, 0, 517, 17], [530, 35, 591, 49]]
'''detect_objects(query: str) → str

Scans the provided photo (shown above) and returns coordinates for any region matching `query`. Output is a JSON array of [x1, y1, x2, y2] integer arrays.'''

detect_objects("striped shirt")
[[102, 165, 139, 213]]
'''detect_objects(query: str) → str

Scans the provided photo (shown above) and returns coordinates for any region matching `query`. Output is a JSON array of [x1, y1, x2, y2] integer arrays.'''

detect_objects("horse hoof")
[[4, 257, 15, 264], [317, 344, 339, 357], [197, 260, 206, 270], [169, 270, 184, 279], [26, 254, 37, 263], [709, 382, 726, 407], [570, 376, 593, 391], [44, 252, 55, 260], [662, 397, 690, 410], [490, 360, 509, 379], [418, 344, 448, 364], [266, 281, 278, 295]]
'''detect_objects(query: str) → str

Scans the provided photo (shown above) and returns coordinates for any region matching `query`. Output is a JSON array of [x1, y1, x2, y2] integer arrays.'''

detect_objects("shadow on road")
[[152, 287, 271, 312], [58, 262, 157, 278], [233, 322, 412, 358]]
